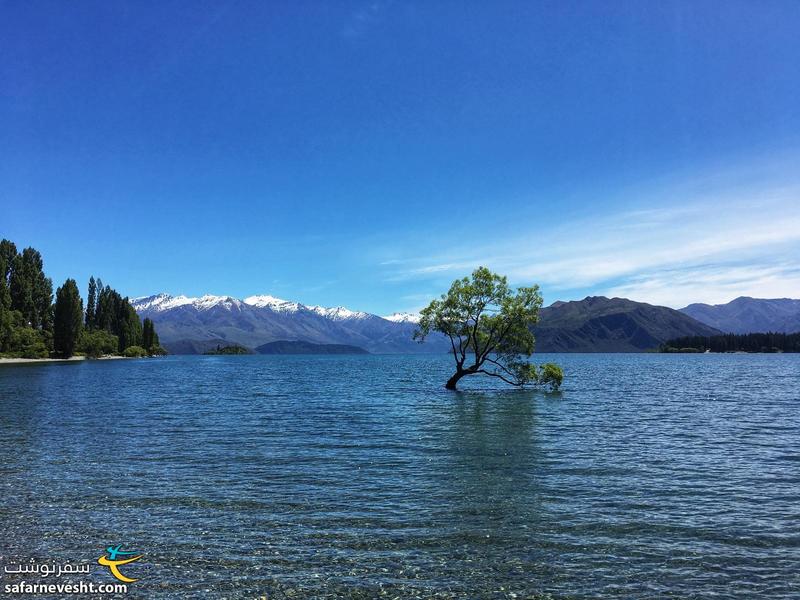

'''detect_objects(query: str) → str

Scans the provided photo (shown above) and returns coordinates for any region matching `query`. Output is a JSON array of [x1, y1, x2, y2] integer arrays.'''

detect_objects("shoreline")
[[0, 355, 129, 365]]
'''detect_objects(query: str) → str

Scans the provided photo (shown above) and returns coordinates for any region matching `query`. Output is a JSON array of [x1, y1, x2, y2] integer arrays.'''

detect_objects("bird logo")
[[97, 544, 143, 583]]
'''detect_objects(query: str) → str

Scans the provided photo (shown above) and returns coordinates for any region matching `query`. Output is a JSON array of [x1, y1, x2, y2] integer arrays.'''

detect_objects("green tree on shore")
[[0, 240, 16, 352], [118, 302, 143, 351], [9, 247, 53, 331], [94, 283, 146, 352], [142, 317, 159, 351], [78, 329, 118, 358], [53, 278, 83, 358], [86, 276, 97, 329], [1, 240, 52, 356], [0, 239, 15, 311], [414, 267, 563, 391]]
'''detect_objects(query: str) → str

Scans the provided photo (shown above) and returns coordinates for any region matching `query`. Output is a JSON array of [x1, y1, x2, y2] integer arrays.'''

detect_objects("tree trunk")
[[445, 370, 465, 390]]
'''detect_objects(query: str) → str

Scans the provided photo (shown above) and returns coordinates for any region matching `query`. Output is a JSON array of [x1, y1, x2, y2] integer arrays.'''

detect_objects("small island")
[[255, 340, 368, 355], [204, 344, 254, 355]]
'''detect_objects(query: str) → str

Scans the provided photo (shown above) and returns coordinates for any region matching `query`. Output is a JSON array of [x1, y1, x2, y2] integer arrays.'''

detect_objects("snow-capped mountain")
[[308, 305, 372, 321], [131, 293, 195, 312], [383, 312, 421, 324], [131, 293, 441, 354], [243, 295, 305, 313]]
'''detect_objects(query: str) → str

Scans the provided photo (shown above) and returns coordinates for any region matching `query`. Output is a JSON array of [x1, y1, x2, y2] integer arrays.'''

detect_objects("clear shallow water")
[[0, 353, 798, 599]]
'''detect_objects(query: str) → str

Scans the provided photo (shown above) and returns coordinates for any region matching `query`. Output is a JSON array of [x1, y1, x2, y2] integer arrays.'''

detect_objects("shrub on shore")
[[78, 329, 119, 358], [6, 324, 49, 359], [123, 345, 148, 358]]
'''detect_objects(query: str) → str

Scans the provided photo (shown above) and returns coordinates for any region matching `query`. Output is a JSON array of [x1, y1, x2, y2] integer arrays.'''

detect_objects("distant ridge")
[[534, 296, 721, 352], [680, 297, 800, 334]]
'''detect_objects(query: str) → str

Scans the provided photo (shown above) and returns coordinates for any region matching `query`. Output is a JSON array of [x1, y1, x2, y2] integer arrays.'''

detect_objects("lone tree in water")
[[414, 267, 563, 391]]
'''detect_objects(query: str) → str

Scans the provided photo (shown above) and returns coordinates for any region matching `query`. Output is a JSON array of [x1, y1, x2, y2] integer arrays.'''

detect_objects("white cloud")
[[604, 262, 800, 308], [380, 174, 800, 307]]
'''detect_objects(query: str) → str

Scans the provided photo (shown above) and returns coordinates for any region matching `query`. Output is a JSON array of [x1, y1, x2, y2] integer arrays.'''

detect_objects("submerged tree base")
[[445, 370, 468, 390], [444, 361, 563, 391]]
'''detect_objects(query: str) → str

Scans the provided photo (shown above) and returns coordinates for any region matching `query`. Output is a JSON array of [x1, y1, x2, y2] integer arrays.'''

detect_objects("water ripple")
[[1, 353, 798, 598]]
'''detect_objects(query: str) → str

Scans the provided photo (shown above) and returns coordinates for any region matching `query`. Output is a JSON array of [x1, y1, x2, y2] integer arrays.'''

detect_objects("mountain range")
[[132, 293, 443, 355], [679, 297, 800, 334], [131, 293, 800, 354]]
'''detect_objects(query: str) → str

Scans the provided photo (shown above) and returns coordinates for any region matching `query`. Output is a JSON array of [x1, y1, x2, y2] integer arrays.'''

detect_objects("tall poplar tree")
[[86, 276, 97, 329], [142, 318, 155, 350], [53, 278, 83, 358], [118, 302, 142, 352], [0, 240, 15, 351], [0, 239, 16, 311]]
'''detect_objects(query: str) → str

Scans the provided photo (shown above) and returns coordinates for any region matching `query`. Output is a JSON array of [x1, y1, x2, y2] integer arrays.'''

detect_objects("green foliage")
[[85, 276, 97, 329], [0, 310, 11, 351], [0, 240, 56, 357], [0, 239, 16, 312], [142, 317, 158, 351], [123, 345, 147, 358], [53, 278, 83, 358], [118, 303, 143, 352], [538, 362, 564, 391], [95, 284, 124, 334], [7, 324, 50, 358], [148, 345, 168, 356], [415, 266, 562, 390], [94, 284, 146, 352], [9, 247, 53, 331], [77, 329, 119, 358]]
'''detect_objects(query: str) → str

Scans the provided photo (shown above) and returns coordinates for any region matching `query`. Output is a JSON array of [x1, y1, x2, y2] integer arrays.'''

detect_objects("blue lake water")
[[1, 353, 798, 598]]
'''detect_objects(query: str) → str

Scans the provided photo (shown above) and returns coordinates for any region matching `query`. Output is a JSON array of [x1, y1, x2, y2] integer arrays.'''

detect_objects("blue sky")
[[2, 1, 800, 314]]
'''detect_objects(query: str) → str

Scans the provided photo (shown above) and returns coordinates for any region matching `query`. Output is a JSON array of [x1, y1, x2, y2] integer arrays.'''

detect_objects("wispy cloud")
[[379, 174, 800, 308], [605, 263, 800, 308]]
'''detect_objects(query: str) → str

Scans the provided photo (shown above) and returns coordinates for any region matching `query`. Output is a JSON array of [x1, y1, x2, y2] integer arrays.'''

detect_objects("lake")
[[1, 354, 798, 598]]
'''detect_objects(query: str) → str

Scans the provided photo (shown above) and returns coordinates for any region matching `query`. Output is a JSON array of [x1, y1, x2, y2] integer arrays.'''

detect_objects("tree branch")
[[446, 332, 462, 369], [483, 356, 520, 380], [477, 369, 523, 387], [478, 317, 515, 364]]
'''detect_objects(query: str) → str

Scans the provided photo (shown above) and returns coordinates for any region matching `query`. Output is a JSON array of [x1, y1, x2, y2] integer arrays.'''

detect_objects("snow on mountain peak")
[[383, 312, 421, 324], [194, 294, 243, 311], [243, 295, 304, 313], [307, 305, 371, 321], [133, 294, 243, 312], [131, 293, 194, 312], [133, 291, 414, 323]]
